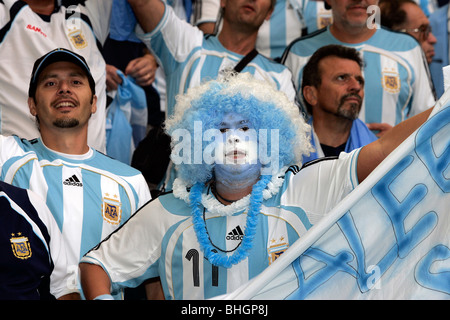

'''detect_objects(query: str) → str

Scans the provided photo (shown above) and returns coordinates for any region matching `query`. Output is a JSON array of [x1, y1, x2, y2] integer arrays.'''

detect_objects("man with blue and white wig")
[[80, 72, 433, 300]]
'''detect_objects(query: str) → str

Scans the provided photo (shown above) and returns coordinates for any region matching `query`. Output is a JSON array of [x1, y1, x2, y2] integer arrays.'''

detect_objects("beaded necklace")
[[189, 175, 271, 268]]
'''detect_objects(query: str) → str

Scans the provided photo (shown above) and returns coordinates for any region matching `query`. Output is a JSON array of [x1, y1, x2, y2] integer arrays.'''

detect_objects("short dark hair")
[[301, 45, 364, 114], [379, 0, 418, 30], [29, 48, 96, 99]]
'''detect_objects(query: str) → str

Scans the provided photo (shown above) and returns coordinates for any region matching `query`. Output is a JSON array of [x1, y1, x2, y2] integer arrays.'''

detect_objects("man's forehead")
[[320, 56, 362, 73], [220, 113, 250, 125]]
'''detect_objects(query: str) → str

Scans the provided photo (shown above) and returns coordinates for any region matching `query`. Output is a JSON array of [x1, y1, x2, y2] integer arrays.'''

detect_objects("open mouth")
[[226, 149, 246, 157], [242, 4, 256, 13], [224, 149, 247, 163], [347, 4, 367, 10], [53, 99, 77, 111]]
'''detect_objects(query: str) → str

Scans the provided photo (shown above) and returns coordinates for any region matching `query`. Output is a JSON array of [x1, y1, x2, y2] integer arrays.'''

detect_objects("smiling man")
[[28, 55, 97, 154], [0, 48, 151, 298]]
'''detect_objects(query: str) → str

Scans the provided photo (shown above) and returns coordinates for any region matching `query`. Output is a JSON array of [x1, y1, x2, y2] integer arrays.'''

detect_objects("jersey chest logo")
[[68, 28, 87, 49], [268, 237, 288, 265], [382, 69, 401, 94], [10, 233, 32, 260], [102, 194, 122, 225], [26, 24, 48, 38]]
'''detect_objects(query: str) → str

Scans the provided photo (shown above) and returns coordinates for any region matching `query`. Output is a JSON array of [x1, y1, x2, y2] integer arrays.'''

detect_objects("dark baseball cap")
[[28, 48, 95, 98]]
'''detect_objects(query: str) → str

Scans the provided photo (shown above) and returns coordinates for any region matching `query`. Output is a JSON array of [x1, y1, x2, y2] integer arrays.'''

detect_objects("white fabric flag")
[[218, 89, 450, 300]]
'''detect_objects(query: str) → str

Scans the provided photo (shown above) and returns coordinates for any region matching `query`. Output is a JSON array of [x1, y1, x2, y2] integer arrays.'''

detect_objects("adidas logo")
[[63, 175, 83, 187], [226, 226, 244, 241]]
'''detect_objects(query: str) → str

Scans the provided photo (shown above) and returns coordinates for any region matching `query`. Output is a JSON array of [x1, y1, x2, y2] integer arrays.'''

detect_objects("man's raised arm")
[[357, 107, 434, 183], [128, 0, 165, 33]]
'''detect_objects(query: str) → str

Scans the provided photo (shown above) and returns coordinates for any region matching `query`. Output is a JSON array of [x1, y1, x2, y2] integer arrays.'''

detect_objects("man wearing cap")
[[0, 0, 110, 152], [0, 48, 151, 298], [79, 72, 433, 300], [282, 0, 436, 137]]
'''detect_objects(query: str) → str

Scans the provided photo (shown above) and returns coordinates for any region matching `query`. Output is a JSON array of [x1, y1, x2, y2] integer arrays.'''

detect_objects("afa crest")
[[69, 29, 87, 49], [268, 237, 288, 265], [102, 194, 122, 225], [382, 69, 401, 94], [10, 234, 32, 260], [317, 9, 333, 29]]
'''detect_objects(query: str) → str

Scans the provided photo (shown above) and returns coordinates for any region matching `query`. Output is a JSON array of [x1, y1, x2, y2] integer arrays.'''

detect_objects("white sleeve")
[[405, 46, 436, 117], [80, 0, 112, 45], [191, 0, 220, 26], [132, 173, 152, 209], [27, 189, 79, 299], [278, 68, 297, 102], [283, 149, 360, 225], [136, 4, 205, 73], [0, 2, 9, 27]]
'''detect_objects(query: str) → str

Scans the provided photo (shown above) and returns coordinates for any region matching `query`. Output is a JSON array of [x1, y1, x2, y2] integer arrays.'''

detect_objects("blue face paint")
[[214, 113, 262, 190]]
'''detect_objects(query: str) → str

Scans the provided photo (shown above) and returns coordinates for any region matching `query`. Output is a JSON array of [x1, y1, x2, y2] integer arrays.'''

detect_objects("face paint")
[[214, 113, 262, 189], [215, 113, 258, 165]]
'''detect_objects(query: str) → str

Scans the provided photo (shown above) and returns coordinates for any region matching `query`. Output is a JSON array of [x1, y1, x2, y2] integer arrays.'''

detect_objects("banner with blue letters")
[[221, 90, 450, 300]]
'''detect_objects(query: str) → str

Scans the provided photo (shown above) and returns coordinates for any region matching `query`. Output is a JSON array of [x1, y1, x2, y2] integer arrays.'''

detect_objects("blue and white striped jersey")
[[256, 0, 333, 59], [191, 0, 332, 60], [192, 0, 332, 59], [0, 136, 151, 281], [136, 3, 296, 118], [0, 181, 76, 299], [282, 27, 436, 127], [81, 150, 360, 300]]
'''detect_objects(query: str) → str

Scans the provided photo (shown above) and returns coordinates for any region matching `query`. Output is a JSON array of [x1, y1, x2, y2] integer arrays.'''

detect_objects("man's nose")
[[428, 31, 437, 44], [348, 77, 362, 92], [58, 80, 72, 94], [227, 135, 240, 144]]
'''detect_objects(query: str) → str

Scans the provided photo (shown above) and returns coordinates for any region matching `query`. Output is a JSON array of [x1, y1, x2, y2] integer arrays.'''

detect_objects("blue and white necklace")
[[189, 175, 271, 268]]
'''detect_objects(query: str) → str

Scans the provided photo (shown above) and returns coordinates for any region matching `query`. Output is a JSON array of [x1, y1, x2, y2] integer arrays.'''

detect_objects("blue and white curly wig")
[[165, 72, 313, 186]]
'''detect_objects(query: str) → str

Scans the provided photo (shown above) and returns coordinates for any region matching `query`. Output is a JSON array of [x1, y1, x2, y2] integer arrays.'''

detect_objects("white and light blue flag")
[[220, 89, 450, 300]]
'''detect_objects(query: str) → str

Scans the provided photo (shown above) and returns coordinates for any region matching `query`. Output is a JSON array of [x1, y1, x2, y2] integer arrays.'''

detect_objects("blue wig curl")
[[165, 72, 313, 186]]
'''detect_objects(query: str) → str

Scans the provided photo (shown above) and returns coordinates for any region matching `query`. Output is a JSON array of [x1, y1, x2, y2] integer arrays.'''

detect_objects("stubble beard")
[[53, 118, 80, 128], [336, 94, 362, 120]]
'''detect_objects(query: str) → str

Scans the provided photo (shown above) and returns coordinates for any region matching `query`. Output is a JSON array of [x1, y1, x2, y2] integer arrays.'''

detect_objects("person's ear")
[[303, 86, 318, 106], [90, 95, 98, 115], [28, 97, 37, 117]]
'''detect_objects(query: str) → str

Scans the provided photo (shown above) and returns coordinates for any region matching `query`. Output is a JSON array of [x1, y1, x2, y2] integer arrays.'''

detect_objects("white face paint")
[[214, 113, 261, 189]]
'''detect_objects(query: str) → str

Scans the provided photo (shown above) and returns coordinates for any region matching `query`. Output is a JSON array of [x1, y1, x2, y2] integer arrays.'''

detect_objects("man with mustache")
[[0, 49, 151, 298], [301, 45, 377, 163], [282, 0, 436, 137]]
